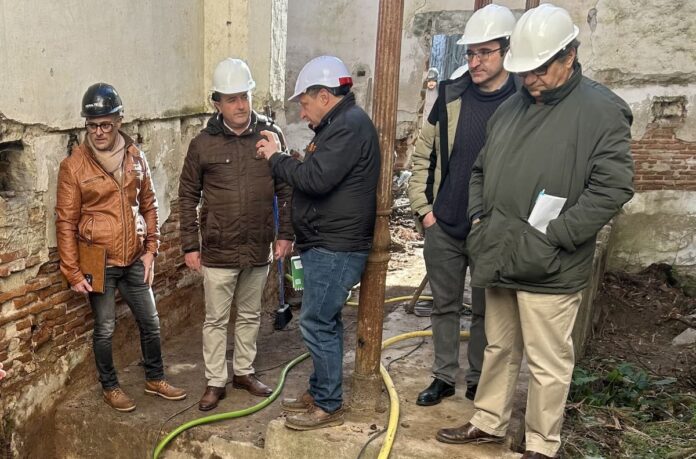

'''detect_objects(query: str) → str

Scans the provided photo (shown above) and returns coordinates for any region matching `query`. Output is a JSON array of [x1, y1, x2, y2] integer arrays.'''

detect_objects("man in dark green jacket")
[[435, 5, 634, 458]]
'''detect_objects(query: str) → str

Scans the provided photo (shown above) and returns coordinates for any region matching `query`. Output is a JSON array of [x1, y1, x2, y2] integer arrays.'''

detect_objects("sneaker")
[[144, 380, 187, 401], [285, 405, 345, 431], [103, 387, 136, 412], [281, 390, 315, 412]]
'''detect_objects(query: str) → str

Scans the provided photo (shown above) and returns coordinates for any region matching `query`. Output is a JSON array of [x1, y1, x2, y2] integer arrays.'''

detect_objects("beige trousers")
[[470, 287, 582, 457], [202, 265, 269, 387]]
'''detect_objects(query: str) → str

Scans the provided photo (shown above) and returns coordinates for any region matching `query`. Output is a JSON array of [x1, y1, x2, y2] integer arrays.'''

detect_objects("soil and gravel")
[[561, 264, 696, 458]]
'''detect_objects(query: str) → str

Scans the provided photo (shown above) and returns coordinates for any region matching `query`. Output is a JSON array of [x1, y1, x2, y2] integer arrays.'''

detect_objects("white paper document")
[[528, 191, 567, 234]]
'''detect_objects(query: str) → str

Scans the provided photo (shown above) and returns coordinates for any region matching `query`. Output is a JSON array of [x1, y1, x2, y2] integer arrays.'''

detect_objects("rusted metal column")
[[474, 0, 492, 9], [350, 0, 404, 412], [525, 0, 540, 9]]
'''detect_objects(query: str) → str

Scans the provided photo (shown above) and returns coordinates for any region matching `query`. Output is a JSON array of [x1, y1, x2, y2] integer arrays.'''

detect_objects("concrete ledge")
[[264, 417, 520, 459]]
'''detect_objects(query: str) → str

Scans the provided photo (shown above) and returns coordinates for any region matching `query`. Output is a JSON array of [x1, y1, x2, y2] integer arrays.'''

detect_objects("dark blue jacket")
[[269, 93, 380, 252]]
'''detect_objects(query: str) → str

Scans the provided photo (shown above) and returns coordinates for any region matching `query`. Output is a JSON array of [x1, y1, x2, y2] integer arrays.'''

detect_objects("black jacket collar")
[[312, 92, 356, 133]]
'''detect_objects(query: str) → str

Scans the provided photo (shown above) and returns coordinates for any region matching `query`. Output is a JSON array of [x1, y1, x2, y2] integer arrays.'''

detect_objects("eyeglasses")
[[85, 122, 116, 133], [516, 61, 553, 78], [464, 47, 503, 62], [516, 48, 571, 78]]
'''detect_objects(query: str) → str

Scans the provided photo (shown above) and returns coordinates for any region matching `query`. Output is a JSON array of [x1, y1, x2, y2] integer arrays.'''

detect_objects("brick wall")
[[632, 125, 696, 191], [0, 200, 190, 396]]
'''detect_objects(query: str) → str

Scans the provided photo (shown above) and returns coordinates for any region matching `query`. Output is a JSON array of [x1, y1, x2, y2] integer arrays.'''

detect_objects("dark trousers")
[[88, 259, 164, 389], [423, 222, 487, 387]]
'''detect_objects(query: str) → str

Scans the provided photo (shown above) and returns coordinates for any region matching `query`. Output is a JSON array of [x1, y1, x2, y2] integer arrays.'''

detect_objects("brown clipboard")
[[78, 241, 107, 293]]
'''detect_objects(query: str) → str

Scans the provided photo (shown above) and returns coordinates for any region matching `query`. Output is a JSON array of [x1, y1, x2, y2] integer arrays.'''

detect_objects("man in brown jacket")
[[55, 83, 186, 412], [178, 59, 293, 411]]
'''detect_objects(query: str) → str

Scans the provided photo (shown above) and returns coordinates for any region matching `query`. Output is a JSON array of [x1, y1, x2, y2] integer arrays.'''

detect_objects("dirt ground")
[[561, 264, 696, 458]]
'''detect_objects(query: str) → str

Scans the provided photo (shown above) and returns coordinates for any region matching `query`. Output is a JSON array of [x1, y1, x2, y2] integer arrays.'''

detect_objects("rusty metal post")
[[350, 0, 404, 412], [474, 0, 492, 9]]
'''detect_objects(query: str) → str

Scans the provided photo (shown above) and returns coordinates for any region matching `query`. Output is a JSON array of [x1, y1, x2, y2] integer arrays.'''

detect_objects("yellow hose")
[[152, 299, 464, 459], [377, 330, 469, 459]]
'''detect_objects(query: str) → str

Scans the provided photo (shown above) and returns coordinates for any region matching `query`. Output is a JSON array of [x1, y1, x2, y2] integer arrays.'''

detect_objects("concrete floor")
[[53, 255, 528, 458]]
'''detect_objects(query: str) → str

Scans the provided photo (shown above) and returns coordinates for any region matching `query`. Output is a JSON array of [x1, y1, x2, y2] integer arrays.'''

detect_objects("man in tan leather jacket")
[[55, 83, 186, 412]]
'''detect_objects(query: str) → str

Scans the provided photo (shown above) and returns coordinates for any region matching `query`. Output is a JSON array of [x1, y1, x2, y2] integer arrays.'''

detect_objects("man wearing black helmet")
[[55, 83, 187, 412]]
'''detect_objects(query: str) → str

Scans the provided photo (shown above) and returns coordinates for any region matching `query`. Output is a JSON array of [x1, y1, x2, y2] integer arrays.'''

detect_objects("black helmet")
[[81, 83, 123, 117]]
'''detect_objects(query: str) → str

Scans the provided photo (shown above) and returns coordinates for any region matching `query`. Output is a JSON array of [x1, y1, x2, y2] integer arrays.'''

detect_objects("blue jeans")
[[88, 259, 164, 389], [299, 247, 369, 413]]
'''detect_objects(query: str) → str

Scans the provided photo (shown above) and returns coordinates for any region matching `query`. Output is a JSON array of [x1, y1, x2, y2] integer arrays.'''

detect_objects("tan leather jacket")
[[55, 133, 159, 286]]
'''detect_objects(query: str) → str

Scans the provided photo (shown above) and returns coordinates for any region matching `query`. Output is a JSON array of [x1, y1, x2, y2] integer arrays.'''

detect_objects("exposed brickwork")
[[0, 201, 190, 393], [631, 124, 696, 191]]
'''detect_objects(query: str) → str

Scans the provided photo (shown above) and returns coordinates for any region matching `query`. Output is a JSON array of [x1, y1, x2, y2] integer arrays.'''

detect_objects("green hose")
[[152, 352, 310, 459], [152, 295, 435, 458]]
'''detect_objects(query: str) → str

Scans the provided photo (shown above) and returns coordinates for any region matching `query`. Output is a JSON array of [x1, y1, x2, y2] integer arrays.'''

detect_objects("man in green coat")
[[435, 5, 635, 459]]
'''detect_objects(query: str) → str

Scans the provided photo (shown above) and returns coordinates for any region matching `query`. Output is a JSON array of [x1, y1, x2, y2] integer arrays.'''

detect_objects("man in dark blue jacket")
[[256, 55, 380, 431]]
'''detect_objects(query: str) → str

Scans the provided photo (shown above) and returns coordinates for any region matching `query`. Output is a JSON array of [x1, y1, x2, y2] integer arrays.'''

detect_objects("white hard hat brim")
[[288, 90, 303, 102], [456, 32, 511, 46], [212, 81, 256, 95]]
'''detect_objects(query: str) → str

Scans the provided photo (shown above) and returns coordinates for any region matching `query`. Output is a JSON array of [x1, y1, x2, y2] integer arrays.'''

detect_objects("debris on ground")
[[561, 264, 696, 458]]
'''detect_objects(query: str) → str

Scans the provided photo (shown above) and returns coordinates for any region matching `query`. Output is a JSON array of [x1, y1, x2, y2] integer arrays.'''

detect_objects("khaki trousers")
[[202, 265, 269, 387], [470, 287, 582, 457]]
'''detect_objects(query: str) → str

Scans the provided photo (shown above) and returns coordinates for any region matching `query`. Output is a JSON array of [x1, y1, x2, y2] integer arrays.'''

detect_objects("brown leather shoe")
[[281, 390, 315, 412], [285, 405, 344, 431], [198, 386, 227, 411], [144, 380, 187, 400], [232, 374, 273, 397], [436, 422, 504, 444], [103, 387, 136, 412], [522, 451, 553, 458]]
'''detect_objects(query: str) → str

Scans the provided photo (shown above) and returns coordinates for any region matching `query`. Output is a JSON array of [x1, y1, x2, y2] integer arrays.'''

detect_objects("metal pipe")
[[350, 0, 404, 412]]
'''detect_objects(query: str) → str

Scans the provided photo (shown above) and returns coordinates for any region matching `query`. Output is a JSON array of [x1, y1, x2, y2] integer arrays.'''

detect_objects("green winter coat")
[[467, 64, 634, 293]]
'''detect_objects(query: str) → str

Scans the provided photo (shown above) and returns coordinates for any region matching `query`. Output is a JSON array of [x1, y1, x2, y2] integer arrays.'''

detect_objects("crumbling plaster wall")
[[284, 0, 380, 151], [204, 0, 288, 118], [576, 0, 696, 274], [0, 0, 207, 129]]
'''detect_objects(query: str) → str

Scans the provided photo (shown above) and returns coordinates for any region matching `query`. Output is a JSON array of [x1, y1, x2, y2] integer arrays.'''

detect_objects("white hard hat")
[[212, 58, 256, 94], [450, 64, 469, 80], [289, 56, 353, 102], [504, 4, 579, 73], [457, 4, 516, 46]]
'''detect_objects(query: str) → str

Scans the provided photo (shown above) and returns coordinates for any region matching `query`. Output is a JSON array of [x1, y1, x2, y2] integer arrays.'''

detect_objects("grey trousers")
[[423, 222, 487, 387]]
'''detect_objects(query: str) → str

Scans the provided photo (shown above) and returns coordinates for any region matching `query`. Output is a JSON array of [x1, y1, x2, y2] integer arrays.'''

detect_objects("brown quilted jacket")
[[55, 133, 159, 286], [178, 112, 293, 268]]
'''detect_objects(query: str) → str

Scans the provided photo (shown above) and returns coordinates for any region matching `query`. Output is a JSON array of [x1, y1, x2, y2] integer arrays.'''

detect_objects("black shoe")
[[416, 378, 455, 406], [465, 384, 478, 401]]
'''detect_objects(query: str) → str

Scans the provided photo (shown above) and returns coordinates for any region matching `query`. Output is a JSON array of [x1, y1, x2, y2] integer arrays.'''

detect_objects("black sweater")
[[434, 75, 516, 240]]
